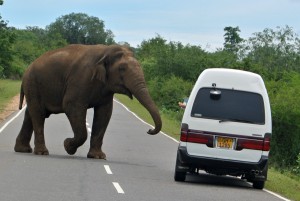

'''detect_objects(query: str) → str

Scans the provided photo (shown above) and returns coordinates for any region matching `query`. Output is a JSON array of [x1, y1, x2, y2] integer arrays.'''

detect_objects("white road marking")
[[112, 182, 125, 194], [0, 106, 26, 134], [87, 127, 91, 133], [263, 189, 291, 201], [104, 165, 113, 175]]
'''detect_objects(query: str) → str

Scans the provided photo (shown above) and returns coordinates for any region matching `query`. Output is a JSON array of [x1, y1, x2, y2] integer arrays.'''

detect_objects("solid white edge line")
[[263, 189, 291, 201], [104, 165, 113, 175], [0, 106, 26, 134], [113, 99, 291, 201], [112, 182, 124, 194]]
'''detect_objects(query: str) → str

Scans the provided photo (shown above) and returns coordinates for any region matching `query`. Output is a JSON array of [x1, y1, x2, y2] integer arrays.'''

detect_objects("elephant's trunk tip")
[[147, 129, 160, 135], [147, 121, 162, 135]]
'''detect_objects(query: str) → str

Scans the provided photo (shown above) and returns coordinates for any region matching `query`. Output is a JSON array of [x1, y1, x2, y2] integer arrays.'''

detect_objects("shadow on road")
[[181, 172, 253, 189]]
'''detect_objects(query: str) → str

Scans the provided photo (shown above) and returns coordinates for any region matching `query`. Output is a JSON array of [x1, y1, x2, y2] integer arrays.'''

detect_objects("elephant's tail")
[[19, 84, 24, 110]]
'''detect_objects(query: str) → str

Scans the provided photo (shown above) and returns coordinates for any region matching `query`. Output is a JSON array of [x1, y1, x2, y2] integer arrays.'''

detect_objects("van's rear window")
[[191, 88, 265, 124]]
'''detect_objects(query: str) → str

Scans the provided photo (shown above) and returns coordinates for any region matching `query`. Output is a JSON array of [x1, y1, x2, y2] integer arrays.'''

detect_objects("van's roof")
[[196, 68, 267, 94]]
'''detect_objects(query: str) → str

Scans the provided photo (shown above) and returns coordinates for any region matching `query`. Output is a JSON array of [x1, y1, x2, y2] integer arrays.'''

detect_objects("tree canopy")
[[46, 13, 115, 45], [223, 26, 243, 54]]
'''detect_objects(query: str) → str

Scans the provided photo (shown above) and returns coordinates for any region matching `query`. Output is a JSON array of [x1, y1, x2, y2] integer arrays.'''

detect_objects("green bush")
[[267, 72, 300, 167], [147, 75, 193, 111], [292, 153, 300, 175]]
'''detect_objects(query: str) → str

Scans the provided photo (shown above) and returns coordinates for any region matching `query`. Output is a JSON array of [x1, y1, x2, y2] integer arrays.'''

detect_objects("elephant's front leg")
[[87, 100, 113, 159], [64, 108, 88, 155]]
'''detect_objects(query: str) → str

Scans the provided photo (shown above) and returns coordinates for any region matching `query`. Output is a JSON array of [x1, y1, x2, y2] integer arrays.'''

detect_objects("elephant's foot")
[[14, 141, 33, 153], [87, 150, 106, 159], [64, 138, 78, 155], [34, 145, 49, 155]]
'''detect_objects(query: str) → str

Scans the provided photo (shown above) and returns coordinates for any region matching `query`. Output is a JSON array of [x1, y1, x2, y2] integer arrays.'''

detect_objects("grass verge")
[[266, 168, 300, 201], [0, 79, 22, 112], [115, 94, 300, 201]]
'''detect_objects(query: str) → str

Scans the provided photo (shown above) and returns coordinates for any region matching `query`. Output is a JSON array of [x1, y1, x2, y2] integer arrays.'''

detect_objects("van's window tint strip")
[[191, 88, 265, 124]]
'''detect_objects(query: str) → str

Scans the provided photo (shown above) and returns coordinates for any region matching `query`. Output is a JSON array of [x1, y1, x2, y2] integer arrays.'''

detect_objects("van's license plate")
[[216, 137, 235, 149]]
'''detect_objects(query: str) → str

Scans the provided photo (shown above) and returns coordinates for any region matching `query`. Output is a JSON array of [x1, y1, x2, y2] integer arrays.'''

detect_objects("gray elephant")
[[15, 44, 162, 159]]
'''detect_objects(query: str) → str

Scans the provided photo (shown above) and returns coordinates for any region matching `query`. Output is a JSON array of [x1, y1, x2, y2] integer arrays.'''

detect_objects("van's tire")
[[174, 171, 186, 182], [253, 180, 265, 189]]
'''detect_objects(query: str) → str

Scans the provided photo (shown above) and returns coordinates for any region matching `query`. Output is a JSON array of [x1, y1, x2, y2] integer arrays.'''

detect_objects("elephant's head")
[[94, 45, 162, 135]]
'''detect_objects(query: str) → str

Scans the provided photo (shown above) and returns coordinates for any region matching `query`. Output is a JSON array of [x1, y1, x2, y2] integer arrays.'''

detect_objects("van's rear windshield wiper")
[[219, 119, 256, 124]]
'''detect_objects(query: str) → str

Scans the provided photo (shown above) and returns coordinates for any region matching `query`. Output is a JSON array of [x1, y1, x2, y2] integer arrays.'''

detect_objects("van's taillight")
[[180, 123, 189, 142], [262, 133, 271, 151], [180, 124, 213, 147], [236, 133, 271, 151], [188, 133, 213, 147]]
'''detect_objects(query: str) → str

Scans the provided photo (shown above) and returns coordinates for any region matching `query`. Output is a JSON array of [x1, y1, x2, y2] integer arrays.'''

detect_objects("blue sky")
[[1, 0, 300, 50]]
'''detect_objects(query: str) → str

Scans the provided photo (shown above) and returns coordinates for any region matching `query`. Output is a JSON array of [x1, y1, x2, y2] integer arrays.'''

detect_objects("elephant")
[[14, 44, 162, 159]]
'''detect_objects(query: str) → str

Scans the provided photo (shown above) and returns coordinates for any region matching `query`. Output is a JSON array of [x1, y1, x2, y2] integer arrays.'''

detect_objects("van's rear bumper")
[[176, 146, 268, 180]]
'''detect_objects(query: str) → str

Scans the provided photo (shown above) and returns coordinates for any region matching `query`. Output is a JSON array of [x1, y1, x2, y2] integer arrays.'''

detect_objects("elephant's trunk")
[[130, 82, 162, 135]]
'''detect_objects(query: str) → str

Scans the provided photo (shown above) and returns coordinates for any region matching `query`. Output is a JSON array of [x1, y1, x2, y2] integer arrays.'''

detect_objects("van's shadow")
[[182, 172, 253, 189]]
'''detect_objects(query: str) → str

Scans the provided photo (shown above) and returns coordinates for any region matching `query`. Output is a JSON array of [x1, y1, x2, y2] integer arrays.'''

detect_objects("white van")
[[174, 68, 272, 189]]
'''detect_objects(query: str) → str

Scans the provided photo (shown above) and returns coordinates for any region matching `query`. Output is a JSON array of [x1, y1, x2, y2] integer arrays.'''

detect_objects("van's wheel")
[[253, 162, 268, 189], [174, 171, 186, 182], [253, 180, 265, 189]]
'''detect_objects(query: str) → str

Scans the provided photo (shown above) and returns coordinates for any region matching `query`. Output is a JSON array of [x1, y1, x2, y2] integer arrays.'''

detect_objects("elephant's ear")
[[91, 55, 107, 83]]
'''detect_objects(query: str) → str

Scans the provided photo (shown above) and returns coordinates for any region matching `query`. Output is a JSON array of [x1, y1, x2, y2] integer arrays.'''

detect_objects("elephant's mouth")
[[118, 85, 133, 99]]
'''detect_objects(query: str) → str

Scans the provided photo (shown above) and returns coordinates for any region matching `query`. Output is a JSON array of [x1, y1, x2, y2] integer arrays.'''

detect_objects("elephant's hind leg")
[[15, 108, 33, 153], [27, 106, 49, 155]]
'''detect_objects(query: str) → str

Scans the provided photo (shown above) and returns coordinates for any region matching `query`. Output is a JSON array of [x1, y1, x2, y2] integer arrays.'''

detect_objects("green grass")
[[115, 94, 300, 201], [0, 79, 22, 111], [266, 168, 300, 201]]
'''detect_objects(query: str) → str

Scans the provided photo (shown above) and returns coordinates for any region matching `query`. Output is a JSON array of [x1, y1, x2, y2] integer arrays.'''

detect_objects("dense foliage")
[[0, 4, 300, 170]]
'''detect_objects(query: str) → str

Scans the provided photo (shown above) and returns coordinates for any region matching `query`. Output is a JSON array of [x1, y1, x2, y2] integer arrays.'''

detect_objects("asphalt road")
[[0, 100, 286, 201]]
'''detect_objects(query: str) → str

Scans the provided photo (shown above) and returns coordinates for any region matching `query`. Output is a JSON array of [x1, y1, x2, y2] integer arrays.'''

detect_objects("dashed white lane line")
[[104, 165, 125, 194], [113, 182, 125, 194], [104, 165, 113, 175]]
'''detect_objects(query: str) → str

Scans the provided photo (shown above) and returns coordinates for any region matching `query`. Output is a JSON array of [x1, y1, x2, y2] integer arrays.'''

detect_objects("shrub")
[[267, 72, 300, 167], [147, 75, 193, 111]]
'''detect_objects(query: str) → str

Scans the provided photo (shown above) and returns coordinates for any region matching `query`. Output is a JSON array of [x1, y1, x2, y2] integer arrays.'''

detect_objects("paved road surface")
[[0, 100, 286, 201]]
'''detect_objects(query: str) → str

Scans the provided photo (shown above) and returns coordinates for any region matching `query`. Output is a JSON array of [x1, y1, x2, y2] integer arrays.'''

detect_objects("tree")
[[223, 26, 244, 54], [46, 13, 115, 45], [137, 35, 208, 82], [0, 0, 16, 78], [244, 26, 300, 79]]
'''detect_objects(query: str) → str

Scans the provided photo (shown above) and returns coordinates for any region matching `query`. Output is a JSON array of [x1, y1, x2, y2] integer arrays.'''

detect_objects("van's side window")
[[191, 88, 265, 124]]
